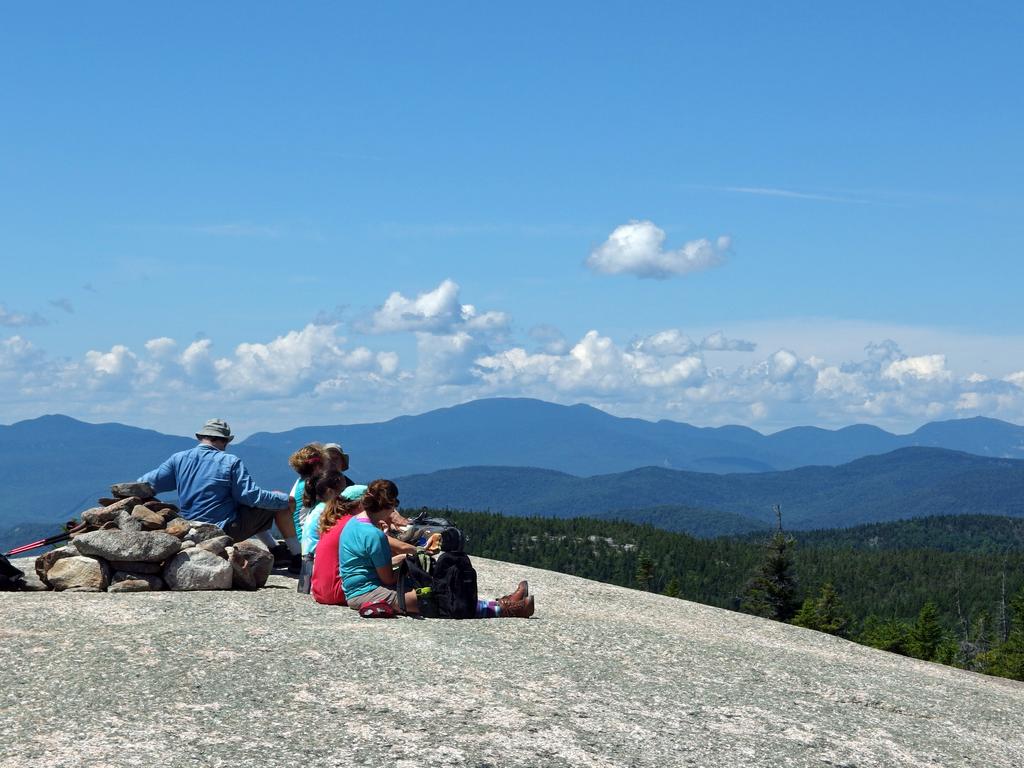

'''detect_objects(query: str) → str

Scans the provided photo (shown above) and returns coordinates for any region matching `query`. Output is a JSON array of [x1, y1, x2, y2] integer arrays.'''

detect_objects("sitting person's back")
[[137, 419, 293, 549], [310, 484, 365, 605]]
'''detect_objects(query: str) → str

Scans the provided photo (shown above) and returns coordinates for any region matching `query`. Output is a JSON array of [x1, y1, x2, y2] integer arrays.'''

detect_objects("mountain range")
[[2, 397, 1023, 537], [394, 447, 1024, 530]]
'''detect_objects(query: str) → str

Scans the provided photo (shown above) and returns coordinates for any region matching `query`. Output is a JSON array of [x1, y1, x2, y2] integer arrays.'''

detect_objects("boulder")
[[110, 571, 163, 592], [81, 506, 118, 527], [229, 539, 274, 589], [197, 535, 233, 557], [143, 500, 179, 514], [35, 546, 78, 586], [165, 518, 191, 539], [184, 522, 228, 544], [72, 530, 181, 563], [163, 549, 233, 591], [47, 556, 110, 592], [107, 560, 163, 575], [111, 482, 154, 499], [130, 506, 166, 530], [101, 496, 143, 515], [179, 541, 196, 550], [107, 579, 151, 593], [115, 510, 145, 533]]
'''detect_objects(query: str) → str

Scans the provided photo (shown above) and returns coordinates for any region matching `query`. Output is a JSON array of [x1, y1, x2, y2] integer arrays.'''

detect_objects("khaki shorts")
[[346, 585, 400, 612]]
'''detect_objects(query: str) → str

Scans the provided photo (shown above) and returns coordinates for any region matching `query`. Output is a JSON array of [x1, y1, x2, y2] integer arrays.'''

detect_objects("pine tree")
[[663, 577, 681, 598], [981, 588, 1024, 680], [907, 602, 944, 661], [635, 552, 655, 592], [741, 506, 799, 622], [793, 582, 851, 637], [859, 615, 911, 655]]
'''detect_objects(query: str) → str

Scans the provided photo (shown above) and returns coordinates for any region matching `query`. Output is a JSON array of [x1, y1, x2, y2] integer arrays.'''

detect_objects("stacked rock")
[[34, 482, 274, 593]]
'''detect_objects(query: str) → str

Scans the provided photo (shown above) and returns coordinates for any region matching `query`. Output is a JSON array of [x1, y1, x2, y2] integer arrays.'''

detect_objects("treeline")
[[436, 508, 1024, 681]]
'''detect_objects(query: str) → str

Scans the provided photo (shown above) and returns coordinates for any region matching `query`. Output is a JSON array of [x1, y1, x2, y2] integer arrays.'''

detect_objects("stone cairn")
[[34, 482, 274, 593]]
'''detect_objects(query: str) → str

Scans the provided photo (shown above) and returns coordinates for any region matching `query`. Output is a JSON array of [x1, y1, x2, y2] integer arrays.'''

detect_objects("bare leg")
[[401, 590, 419, 615], [275, 509, 297, 539]]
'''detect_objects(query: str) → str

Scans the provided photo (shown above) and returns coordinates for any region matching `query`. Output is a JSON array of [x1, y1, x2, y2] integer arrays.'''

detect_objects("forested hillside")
[[450, 509, 1024, 680]]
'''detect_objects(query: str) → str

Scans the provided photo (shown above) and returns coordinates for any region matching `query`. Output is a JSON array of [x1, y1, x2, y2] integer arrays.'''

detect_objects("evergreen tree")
[[859, 615, 911, 655], [635, 552, 655, 592], [793, 582, 851, 637], [907, 602, 944, 661], [663, 577, 681, 598], [741, 507, 799, 622], [981, 588, 1024, 680]]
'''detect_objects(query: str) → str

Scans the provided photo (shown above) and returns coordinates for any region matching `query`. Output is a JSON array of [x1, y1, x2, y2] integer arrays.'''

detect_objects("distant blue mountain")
[[2, 398, 1024, 532], [241, 397, 1024, 480], [394, 448, 1024, 530]]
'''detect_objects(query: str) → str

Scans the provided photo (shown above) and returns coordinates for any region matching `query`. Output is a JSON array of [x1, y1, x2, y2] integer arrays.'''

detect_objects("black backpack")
[[397, 513, 465, 552], [0, 554, 27, 592], [397, 551, 478, 619]]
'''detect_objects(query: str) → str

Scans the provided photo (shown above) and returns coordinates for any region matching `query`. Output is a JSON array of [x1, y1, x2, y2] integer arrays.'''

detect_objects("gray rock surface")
[[72, 530, 180, 563], [114, 510, 144, 532], [44, 556, 110, 592], [2, 556, 1023, 767], [163, 549, 233, 591]]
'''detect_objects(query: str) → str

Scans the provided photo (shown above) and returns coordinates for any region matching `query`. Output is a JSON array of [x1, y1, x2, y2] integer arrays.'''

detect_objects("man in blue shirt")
[[138, 419, 300, 563]]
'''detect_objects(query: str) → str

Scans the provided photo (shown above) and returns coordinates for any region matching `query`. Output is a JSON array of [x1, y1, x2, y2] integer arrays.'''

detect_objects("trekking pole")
[[4, 521, 86, 558]]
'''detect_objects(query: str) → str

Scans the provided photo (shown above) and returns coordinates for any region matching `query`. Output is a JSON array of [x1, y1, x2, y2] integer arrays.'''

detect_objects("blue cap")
[[341, 484, 367, 501]]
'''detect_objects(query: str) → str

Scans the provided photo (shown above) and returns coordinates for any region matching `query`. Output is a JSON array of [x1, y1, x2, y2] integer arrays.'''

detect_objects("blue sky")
[[2, 2, 1022, 436]]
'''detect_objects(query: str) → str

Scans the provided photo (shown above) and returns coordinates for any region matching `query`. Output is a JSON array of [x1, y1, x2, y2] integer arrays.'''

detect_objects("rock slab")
[[228, 540, 274, 589], [46, 556, 111, 591], [163, 549, 233, 591], [72, 530, 181, 563]]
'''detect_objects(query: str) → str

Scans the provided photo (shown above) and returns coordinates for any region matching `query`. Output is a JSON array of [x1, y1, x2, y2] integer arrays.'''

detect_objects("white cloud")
[[586, 220, 731, 280], [0, 304, 47, 328], [215, 324, 399, 397], [631, 329, 695, 357], [882, 354, 952, 383], [145, 337, 178, 358], [477, 330, 706, 396], [83, 345, 138, 378], [700, 331, 756, 352]]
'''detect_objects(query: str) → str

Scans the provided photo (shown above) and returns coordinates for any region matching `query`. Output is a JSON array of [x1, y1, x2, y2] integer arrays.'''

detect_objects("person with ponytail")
[[287, 444, 326, 574], [339, 479, 534, 618], [298, 470, 351, 593], [310, 483, 367, 605]]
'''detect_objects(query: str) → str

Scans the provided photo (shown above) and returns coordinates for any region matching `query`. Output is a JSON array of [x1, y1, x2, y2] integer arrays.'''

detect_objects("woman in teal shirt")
[[339, 479, 534, 618]]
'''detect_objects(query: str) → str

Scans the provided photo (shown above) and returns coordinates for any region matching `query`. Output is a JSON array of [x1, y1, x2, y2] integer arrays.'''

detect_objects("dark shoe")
[[497, 595, 535, 618], [498, 580, 529, 603], [288, 553, 302, 575], [270, 544, 291, 568]]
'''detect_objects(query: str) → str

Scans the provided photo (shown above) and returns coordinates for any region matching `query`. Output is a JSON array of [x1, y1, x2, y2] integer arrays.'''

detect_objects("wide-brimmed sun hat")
[[196, 418, 234, 443]]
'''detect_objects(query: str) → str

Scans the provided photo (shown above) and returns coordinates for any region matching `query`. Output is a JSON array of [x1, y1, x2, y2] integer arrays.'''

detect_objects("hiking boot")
[[270, 544, 292, 568], [498, 580, 529, 603], [497, 595, 535, 618]]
